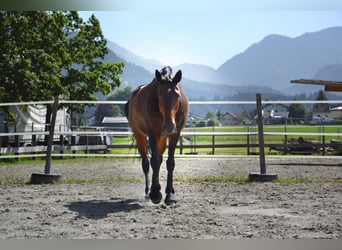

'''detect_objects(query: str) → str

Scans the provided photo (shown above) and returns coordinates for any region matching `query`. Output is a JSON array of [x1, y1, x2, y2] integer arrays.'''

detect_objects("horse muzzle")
[[162, 122, 177, 136]]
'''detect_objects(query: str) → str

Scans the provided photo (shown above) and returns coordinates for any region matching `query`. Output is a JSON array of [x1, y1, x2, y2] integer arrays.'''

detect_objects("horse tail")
[[123, 98, 150, 157], [124, 101, 129, 118], [124, 100, 139, 155]]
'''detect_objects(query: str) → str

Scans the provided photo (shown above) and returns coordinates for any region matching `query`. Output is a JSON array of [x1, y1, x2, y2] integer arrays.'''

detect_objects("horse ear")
[[173, 70, 182, 84], [155, 70, 162, 82]]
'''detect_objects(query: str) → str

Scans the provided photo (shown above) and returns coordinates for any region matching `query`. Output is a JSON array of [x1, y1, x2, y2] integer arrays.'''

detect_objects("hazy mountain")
[[107, 41, 217, 82], [102, 48, 154, 88], [101, 48, 232, 102], [314, 64, 342, 81], [173, 63, 215, 82], [210, 27, 342, 94], [106, 41, 163, 73]]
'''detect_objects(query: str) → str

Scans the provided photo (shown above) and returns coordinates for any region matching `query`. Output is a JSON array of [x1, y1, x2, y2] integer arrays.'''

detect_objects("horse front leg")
[[141, 154, 150, 198], [148, 136, 166, 204], [165, 134, 179, 206]]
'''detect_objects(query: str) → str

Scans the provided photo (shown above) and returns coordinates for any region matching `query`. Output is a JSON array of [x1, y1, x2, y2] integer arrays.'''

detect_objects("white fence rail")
[[1, 99, 342, 159]]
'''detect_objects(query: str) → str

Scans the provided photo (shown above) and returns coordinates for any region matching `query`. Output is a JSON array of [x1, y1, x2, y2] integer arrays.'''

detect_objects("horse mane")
[[160, 66, 173, 81]]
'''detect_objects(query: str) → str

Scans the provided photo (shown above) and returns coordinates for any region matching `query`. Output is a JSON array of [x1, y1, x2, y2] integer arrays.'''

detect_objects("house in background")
[[310, 103, 339, 124], [101, 116, 130, 131], [220, 112, 241, 125], [329, 106, 342, 121], [261, 103, 289, 124], [312, 103, 330, 120], [188, 112, 204, 127]]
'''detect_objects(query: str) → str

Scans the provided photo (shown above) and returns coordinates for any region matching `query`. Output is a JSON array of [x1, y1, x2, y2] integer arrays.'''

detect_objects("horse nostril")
[[163, 123, 176, 134]]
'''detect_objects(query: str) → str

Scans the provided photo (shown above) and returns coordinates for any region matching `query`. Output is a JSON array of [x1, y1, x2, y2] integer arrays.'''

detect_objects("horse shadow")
[[65, 198, 143, 220]]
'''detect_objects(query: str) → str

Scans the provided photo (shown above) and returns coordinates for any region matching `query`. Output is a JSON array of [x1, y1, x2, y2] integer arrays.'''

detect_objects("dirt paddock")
[[0, 156, 341, 239]]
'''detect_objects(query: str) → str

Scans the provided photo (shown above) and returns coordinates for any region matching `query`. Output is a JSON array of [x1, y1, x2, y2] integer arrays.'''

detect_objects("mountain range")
[[101, 27, 342, 115], [212, 27, 342, 93]]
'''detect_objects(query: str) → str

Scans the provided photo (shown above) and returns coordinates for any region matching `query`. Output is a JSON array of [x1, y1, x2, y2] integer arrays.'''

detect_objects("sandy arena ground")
[[0, 156, 341, 239]]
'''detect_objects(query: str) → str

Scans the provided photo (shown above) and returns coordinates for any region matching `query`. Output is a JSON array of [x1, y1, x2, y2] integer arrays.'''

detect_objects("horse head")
[[155, 67, 182, 136]]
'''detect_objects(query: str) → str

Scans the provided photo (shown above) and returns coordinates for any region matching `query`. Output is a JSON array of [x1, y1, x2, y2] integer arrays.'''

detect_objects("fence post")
[[71, 135, 76, 158], [59, 135, 64, 159], [30, 96, 62, 184], [212, 126, 215, 155], [249, 93, 278, 182], [322, 124, 326, 156], [284, 120, 288, 155], [14, 123, 19, 161], [179, 135, 183, 155], [85, 135, 89, 155], [247, 126, 250, 155], [31, 123, 36, 160]]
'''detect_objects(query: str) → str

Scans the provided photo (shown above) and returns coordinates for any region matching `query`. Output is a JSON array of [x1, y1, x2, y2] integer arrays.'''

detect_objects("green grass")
[[180, 124, 342, 155], [0, 174, 28, 185], [176, 174, 342, 184], [1, 173, 341, 185], [0, 154, 133, 166], [176, 174, 250, 183], [61, 176, 144, 184], [1, 124, 341, 161]]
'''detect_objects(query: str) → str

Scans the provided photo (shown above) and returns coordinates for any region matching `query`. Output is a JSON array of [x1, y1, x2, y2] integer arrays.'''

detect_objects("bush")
[[195, 120, 207, 127], [207, 119, 220, 127]]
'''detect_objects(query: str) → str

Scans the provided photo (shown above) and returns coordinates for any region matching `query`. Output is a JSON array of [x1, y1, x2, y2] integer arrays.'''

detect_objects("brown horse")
[[125, 66, 188, 205]]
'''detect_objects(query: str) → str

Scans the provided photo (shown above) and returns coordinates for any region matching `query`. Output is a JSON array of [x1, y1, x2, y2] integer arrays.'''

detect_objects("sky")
[[79, 1, 342, 69]]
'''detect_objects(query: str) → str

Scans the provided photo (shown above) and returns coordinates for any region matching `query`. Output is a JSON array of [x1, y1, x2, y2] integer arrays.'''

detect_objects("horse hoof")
[[149, 191, 162, 204], [165, 193, 177, 206]]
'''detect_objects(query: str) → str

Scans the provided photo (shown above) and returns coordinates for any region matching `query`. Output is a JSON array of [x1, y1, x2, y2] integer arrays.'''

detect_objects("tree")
[[94, 86, 133, 122], [204, 111, 220, 127], [195, 120, 207, 127], [316, 90, 328, 100], [205, 111, 216, 120], [107, 86, 133, 115], [216, 110, 223, 120], [240, 110, 251, 123], [0, 12, 65, 104], [0, 11, 124, 141], [207, 119, 220, 127], [288, 102, 306, 124], [61, 12, 124, 107], [108, 86, 134, 101], [94, 104, 121, 122]]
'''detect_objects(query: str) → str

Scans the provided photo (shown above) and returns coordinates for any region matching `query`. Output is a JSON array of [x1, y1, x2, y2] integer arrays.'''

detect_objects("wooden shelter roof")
[[291, 79, 342, 92]]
